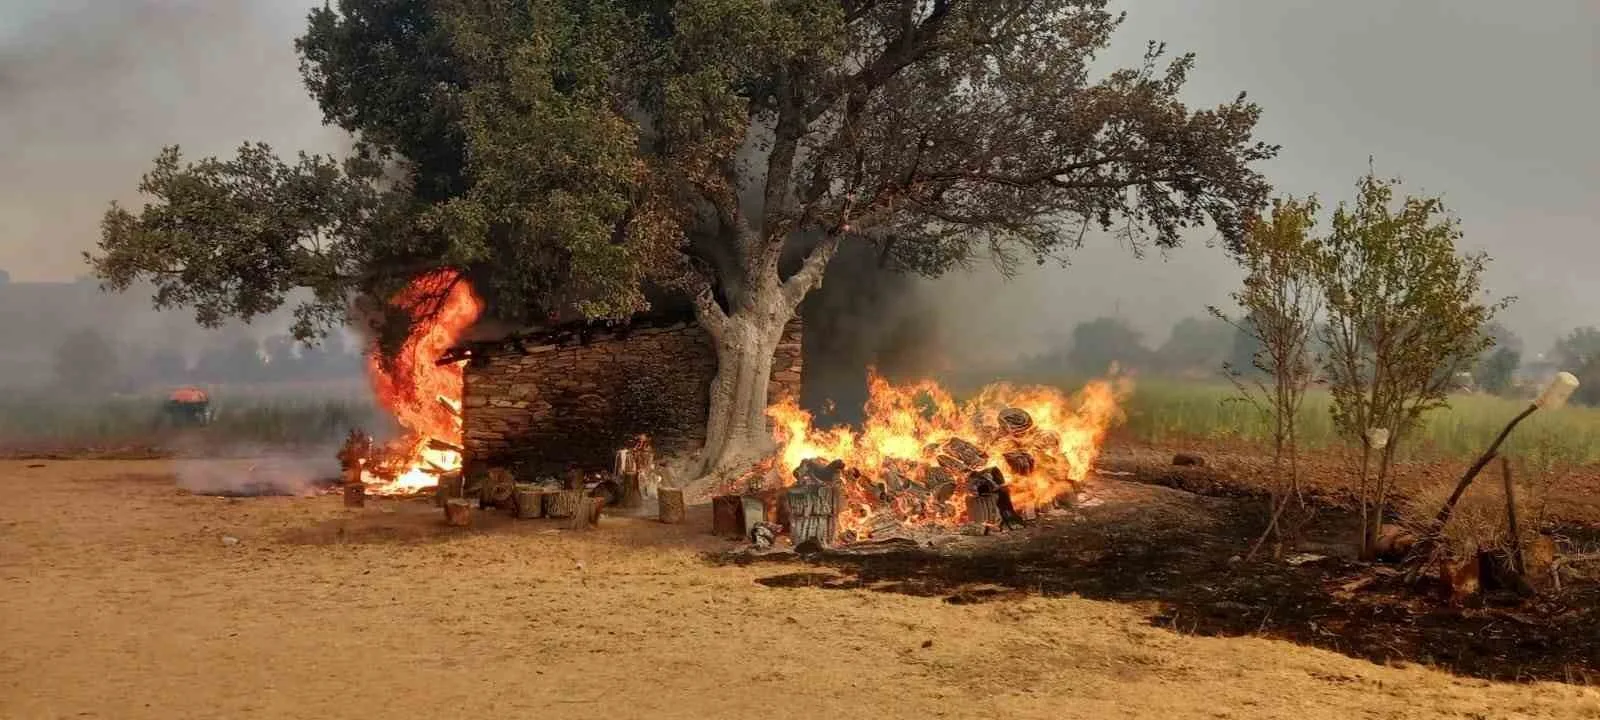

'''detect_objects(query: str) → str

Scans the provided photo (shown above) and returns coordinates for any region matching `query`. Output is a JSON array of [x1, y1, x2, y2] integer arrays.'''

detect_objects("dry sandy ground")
[[2, 460, 1598, 720]]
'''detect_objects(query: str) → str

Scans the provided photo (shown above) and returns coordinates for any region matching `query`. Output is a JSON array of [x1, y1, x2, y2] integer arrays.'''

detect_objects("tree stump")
[[444, 498, 473, 527], [343, 482, 366, 508], [568, 497, 604, 531], [966, 493, 1001, 526], [712, 495, 744, 538], [545, 490, 585, 519], [618, 471, 644, 510], [514, 485, 550, 519], [435, 471, 466, 507], [786, 484, 840, 548], [482, 468, 517, 510], [658, 487, 686, 524]]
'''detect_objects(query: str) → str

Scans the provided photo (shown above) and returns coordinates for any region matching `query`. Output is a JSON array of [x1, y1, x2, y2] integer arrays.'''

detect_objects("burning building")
[[454, 314, 804, 478]]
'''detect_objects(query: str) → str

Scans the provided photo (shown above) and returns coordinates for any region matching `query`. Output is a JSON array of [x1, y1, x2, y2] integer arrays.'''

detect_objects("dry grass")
[[1397, 473, 1545, 564], [3, 459, 1600, 719]]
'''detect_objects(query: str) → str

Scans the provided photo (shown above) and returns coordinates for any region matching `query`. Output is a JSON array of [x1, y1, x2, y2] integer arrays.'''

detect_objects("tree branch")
[[800, 0, 953, 125], [781, 232, 841, 310]]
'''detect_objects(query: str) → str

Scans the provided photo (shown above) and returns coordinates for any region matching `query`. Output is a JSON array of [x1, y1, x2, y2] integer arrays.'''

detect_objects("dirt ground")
[[4, 460, 1600, 719]]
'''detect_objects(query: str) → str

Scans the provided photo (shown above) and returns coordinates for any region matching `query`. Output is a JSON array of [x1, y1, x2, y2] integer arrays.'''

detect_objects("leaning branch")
[[781, 233, 841, 310]]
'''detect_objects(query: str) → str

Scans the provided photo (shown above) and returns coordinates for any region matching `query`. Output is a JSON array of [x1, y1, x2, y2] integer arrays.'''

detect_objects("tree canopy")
[[90, 0, 1275, 338], [88, 0, 1279, 472]]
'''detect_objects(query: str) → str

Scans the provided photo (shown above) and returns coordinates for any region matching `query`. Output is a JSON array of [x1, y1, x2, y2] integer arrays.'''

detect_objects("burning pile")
[[353, 269, 485, 496], [747, 372, 1125, 542]]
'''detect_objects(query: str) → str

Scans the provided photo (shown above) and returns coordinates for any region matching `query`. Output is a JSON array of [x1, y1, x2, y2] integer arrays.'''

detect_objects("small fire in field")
[[750, 371, 1127, 540], [356, 269, 484, 495]]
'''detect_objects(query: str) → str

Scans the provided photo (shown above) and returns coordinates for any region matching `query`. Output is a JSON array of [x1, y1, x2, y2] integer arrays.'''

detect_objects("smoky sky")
[[2, 0, 1595, 356]]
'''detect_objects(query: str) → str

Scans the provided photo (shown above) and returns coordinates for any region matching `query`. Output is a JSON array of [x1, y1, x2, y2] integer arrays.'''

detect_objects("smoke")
[[168, 438, 342, 497], [0, 0, 342, 283]]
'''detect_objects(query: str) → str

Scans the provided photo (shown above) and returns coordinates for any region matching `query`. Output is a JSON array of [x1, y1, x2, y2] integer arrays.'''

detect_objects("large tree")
[[90, 0, 1276, 477]]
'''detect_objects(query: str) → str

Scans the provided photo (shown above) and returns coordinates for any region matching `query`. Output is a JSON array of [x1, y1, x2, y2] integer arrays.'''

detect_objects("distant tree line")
[[1018, 314, 1600, 408], [50, 328, 365, 396]]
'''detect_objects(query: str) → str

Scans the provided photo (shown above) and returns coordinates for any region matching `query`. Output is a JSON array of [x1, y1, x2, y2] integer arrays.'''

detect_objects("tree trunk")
[[699, 309, 787, 477], [1366, 440, 1399, 555]]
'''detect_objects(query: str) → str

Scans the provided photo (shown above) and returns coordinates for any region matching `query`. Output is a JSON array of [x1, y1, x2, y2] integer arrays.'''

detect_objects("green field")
[[1116, 379, 1600, 470], [0, 389, 383, 448]]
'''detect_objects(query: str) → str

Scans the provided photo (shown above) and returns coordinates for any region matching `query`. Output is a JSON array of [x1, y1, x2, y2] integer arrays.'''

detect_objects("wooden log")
[[568, 497, 604, 531], [343, 483, 366, 508], [545, 489, 585, 519], [966, 493, 1001, 526], [618, 471, 644, 510], [482, 468, 517, 510], [712, 495, 744, 538], [786, 484, 840, 548], [514, 485, 550, 519], [444, 498, 473, 527], [658, 487, 686, 524]]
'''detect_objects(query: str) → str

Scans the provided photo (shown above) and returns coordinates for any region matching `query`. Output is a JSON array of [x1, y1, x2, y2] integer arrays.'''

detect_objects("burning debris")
[[339, 269, 484, 497], [724, 372, 1125, 547]]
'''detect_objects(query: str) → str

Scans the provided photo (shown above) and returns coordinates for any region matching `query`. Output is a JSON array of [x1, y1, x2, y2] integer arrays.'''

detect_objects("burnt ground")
[[716, 478, 1600, 684]]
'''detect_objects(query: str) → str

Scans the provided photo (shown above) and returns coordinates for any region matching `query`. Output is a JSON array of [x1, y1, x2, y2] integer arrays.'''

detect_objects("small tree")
[[1315, 169, 1508, 558], [1156, 316, 1235, 376], [1066, 317, 1151, 375], [1475, 346, 1520, 396], [1210, 196, 1323, 557], [1550, 327, 1600, 370]]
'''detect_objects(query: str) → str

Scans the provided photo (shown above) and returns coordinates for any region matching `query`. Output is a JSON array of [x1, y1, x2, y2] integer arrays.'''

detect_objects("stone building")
[[458, 315, 802, 475]]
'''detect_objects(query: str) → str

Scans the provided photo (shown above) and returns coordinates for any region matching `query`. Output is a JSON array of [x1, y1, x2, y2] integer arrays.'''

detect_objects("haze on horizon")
[[2, 0, 1595, 356]]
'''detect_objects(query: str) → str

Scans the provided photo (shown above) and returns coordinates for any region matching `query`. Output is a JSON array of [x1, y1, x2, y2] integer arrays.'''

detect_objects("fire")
[[361, 269, 484, 495], [762, 370, 1127, 539]]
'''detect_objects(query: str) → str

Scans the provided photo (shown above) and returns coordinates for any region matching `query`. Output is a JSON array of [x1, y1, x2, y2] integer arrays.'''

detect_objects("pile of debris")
[[718, 407, 1081, 550]]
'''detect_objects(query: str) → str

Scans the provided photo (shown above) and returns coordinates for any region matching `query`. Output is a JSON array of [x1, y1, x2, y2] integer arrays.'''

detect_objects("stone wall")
[[463, 318, 802, 474]]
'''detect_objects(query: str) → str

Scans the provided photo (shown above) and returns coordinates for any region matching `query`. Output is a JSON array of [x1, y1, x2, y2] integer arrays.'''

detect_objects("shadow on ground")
[[713, 479, 1600, 685]]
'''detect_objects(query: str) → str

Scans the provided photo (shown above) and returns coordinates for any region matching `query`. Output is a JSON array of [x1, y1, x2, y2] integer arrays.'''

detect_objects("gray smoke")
[[169, 437, 342, 497], [0, 0, 342, 282]]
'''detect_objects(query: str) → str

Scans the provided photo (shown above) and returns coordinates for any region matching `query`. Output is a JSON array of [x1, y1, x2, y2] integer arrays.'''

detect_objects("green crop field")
[[1113, 379, 1600, 470], [0, 387, 383, 448]]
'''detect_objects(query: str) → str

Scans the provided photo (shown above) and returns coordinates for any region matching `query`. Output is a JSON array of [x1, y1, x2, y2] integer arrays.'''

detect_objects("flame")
[[762, 370, 1128, 539], [361, 269, 484, 495]]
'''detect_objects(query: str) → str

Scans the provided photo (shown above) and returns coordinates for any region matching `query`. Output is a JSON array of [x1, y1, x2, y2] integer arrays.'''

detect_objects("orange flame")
[[362, 269, 484, 495], [764, 370, 1128, 538]]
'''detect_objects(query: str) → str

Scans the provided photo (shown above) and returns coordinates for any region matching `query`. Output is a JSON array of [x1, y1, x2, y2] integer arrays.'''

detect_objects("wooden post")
[[1500, 456, 1525, 575], [343, 482, 366, 508], [712, 495, 744, 538], [444, 498, 473, 527], [546, 489, 584, 519], [1432, 404, 1537, 531], [568, 497, 604, 531], [786, 484, 840, 548], [966, 493, 1001, 526], [658, 487, 686, 524], [619, 471, 644, 510]]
